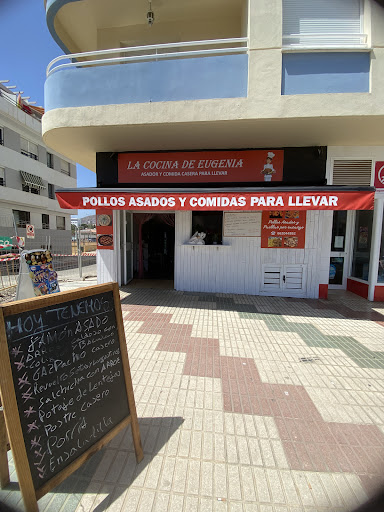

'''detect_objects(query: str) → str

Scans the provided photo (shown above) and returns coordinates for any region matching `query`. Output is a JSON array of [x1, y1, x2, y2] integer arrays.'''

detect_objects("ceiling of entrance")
[[55, 0, 244, 53], [43, 114, 384, 173]]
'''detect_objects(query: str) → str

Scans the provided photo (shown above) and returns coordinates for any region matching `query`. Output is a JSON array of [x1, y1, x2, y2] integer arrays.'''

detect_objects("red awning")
[[56, 187, 375, 211]]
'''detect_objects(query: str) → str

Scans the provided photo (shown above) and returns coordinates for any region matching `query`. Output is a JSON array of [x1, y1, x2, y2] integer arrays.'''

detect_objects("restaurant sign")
[[118, 150, 284, 184], [56, 190, 375, 211], [261, 211, 306, 249], [374, 161, 384, 189]]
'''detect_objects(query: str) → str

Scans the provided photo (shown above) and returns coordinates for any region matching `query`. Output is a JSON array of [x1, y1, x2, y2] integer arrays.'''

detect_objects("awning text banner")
[[56, 191, 375, 211]]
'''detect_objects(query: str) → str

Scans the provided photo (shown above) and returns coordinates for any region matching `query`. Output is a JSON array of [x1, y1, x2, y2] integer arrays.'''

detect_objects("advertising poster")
[[25, 250, 60, 296], [96, 210, 114, 250], [118, 149, 284, 184], [261, 211, 306, 249]]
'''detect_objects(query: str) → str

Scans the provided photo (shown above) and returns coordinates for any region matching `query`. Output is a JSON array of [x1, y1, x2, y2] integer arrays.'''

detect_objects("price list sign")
[[0, 283, 142, 512]]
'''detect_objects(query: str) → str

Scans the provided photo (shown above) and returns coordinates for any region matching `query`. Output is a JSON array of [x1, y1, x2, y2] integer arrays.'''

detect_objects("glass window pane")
[[42, 214, 50, 229], [20, 137, 28, 152], [331, 211, 347, 251], [56, 216, 65, 230], [351, 210, 373, 281], [60, 160, 70, 175], [192, 212, 223, 245], [29, 142, 38, 156], [329, 257, 344, 285]]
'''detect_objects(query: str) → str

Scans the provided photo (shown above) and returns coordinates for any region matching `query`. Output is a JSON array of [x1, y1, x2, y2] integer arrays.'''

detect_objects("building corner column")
[[368, 196, 384, 301]]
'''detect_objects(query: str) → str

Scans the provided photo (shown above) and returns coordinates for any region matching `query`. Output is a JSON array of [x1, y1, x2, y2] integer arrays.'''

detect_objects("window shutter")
[[262, 265, 282, 291], [283, 0, 364, 48], [284, 265, 305, 291], [332, 160, 372, 186], [20, 137, 28, 152]]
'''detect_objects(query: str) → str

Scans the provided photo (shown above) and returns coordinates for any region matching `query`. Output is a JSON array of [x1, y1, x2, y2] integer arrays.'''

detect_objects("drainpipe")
[[368, 196, 384, 301]]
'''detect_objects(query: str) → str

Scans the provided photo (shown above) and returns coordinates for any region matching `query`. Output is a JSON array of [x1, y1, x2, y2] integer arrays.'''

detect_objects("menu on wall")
[[0, 283, 143, 509], [223, 212, 262, 237], [261, 211, 306, 249]]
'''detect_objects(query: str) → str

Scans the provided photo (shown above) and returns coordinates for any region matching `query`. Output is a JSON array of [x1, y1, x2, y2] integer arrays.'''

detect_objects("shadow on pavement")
[[0, 416, 184, 512]]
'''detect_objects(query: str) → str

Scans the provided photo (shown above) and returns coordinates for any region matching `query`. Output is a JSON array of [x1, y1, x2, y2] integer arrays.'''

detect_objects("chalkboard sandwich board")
[[0, 282, 143, 512]]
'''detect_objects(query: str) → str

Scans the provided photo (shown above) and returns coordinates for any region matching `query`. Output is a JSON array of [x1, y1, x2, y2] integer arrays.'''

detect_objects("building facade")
[[0, 84, 76, 254], [43, 0, 384, 300]]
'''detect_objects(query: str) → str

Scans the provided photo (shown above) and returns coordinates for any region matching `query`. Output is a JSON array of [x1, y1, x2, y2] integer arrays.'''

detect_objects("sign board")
[[0, 282, 142, 511], [118, 149, 284, 184], [96, 211, 114, 250], [26, 225, 35, 239], [223, 212, 261, 237], [17, 237, 25, 249], [374, 161, 384, 189], [0, 236, 13, 250], [56, 190, 375, 212], [261, 211, 306, 249], [16, 250, 60, 301]]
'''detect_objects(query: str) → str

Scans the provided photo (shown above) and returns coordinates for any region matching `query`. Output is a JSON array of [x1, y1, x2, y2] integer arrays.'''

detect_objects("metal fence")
[[0, 217, 96, 300]]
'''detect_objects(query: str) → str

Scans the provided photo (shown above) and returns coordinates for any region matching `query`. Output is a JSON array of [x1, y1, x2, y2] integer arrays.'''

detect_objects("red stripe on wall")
[[347, 278, 368, 299]]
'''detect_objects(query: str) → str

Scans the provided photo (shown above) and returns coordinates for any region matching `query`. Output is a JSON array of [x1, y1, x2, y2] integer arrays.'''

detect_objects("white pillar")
[[368, 196, 384, 301], [114, 210, 121, 286]]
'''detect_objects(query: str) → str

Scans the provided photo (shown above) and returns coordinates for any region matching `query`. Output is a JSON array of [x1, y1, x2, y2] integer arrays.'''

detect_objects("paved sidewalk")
[[1, 287, 384, 511]]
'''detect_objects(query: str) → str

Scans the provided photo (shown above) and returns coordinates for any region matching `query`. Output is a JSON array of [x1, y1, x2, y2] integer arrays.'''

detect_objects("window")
[[42, 214, 50, 230], [20, 137, 38, 160], [22, 184, 40, 195], [0, 167, 5, 186], [47, 152, 54, 169], [331, 211, 347, 251], [56, 216, 66, 230], [351, 210, 373, 281], [283, 0, 365, 48], [13, 210, 30, 228], [60, 160, 70, 176], [0, 127, 3, 146], [48, 183, 55, 199], [192, 211, 223, 245]]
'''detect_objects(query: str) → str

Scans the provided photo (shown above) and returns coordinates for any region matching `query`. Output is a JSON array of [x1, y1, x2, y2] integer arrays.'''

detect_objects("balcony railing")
[[46, 38, 249, 77], [0, 90, 42, 120]]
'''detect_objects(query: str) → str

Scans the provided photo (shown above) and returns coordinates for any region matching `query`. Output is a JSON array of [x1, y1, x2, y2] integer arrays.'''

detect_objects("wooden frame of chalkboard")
[[0, 282, 143, 512]]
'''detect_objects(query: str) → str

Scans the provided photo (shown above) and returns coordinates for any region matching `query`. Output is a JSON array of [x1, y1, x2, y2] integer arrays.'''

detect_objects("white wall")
[[174, 210, 332, 298]]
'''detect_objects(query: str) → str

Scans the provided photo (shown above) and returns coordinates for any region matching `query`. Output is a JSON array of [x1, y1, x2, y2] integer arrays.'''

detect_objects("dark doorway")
[[135, 214, 175, 279]]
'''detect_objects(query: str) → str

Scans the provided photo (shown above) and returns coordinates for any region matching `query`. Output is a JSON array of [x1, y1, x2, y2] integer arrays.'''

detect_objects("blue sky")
[[1, 0, 95, 218]]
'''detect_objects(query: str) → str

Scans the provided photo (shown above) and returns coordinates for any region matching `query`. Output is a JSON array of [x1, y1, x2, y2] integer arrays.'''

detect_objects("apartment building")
[[0, 83, 76, 253], [43, 0, 384, 300]]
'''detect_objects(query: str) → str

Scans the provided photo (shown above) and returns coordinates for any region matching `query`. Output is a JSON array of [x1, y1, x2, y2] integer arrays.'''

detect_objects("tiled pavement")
[[1, 288, 384, 511]]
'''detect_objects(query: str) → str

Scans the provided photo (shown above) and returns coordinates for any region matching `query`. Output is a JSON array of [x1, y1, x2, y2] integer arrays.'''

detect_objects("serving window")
[[192, 211, 223, 245]]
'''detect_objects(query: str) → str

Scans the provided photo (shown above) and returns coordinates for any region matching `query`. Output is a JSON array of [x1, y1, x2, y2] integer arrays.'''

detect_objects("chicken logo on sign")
[[374, 162, 384, 189]]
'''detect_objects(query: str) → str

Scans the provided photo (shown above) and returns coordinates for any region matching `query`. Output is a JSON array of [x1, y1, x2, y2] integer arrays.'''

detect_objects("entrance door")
[[142, 216, 175, 279], [329, 211, 352, 288], [120, 212, 133, 285]]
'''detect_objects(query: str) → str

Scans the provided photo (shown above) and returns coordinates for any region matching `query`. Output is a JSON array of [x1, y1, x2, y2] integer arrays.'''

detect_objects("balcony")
[[45, 39, 249, 111]]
